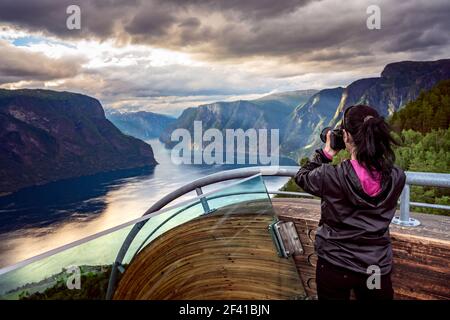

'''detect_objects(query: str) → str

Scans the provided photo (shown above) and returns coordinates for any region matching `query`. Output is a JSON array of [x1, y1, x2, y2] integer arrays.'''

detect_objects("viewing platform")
[[0, 167, 448, 300], [112, 198, 450, 300]]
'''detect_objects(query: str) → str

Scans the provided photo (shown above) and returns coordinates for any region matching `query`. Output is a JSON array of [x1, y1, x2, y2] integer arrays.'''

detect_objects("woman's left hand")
[[324, 130, 338, 157]]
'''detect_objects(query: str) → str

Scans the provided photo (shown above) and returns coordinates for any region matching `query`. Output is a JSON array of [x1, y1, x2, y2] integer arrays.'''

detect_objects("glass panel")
[[114, 175, 305, 300], [0, 223, 133, 300], [0, 174, 304, 300], [122, 175, 271, 263]]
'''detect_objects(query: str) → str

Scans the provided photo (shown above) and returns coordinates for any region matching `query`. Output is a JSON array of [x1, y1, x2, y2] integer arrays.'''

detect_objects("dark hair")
[[343, 105, 398, 178]]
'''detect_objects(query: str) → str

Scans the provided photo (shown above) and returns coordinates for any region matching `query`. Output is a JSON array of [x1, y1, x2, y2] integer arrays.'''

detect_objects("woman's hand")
[[324, 130, 338, 158]]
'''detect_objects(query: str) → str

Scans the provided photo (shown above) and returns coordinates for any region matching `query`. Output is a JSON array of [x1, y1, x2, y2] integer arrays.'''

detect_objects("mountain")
[[252, 89, 318, 110], [107, 111, 176, 140], [333, 59, 450, 120], [287, 59, 450, 158], [281, 87, 344, 156], [160, 90, 318, 148], [0, 89, 157, 195], [160, 60, 450, 159]]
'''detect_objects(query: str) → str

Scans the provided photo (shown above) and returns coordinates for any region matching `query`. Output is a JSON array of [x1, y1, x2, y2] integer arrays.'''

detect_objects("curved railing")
[[105, 166, 450, 299], [0, 173, 273, 300], [129, 190, 276, 261]]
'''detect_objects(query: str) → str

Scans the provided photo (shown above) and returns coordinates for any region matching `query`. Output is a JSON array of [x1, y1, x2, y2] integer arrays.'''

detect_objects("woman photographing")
[[295, 105, 406, 300]]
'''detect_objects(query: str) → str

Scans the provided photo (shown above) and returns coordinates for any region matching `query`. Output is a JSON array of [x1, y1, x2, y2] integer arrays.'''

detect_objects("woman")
[[294, 105, 405, 300]]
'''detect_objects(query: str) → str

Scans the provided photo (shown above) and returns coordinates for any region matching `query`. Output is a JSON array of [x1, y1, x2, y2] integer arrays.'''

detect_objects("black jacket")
[[294, 149, 406, 275]]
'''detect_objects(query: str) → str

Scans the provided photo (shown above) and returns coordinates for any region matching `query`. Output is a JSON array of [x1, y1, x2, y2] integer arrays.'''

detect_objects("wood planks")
[[273, 198, 450, 300], [114, 197, 449, 300], [114, 212, 305, 300], [389, 233, 450, 299]]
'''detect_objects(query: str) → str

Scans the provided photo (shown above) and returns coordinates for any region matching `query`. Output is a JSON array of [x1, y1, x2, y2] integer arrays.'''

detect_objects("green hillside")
[[390, 79, 450, 133], [391, 80, 450, 214]]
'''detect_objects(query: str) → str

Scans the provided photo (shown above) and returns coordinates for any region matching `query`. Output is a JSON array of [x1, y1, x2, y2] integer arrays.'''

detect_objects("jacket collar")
[[341, 160, 394, 207]]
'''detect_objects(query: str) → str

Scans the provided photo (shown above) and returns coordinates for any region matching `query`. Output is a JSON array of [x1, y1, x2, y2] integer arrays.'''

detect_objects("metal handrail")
[[395, 172, 450, 227], [105, 165, 450, 299], [0, 174, 264, 283]]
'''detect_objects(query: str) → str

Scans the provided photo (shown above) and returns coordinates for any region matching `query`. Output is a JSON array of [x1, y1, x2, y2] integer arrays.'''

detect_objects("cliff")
[[0, 89, 157, 194]]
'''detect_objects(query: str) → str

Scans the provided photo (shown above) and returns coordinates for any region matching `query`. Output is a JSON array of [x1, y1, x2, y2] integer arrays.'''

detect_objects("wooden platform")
[[114, 210, 305, 300], [114, 198, 450, 300], [273, 198, 450, 300]]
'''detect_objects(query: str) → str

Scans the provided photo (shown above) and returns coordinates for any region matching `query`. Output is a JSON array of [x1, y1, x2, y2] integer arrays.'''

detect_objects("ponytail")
[[344, 105, 398, 179]]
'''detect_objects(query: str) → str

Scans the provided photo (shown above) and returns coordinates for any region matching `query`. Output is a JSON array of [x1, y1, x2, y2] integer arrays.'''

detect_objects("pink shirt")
[[322, 149, 382, 197]]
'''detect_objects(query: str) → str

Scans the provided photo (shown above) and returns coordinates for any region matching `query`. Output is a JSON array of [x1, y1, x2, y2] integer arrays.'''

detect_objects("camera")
[[320, 127, 346, 151]]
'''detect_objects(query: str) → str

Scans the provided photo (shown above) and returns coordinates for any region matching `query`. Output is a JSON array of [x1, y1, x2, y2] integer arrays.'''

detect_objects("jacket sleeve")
[[294, 149, 332, 197]]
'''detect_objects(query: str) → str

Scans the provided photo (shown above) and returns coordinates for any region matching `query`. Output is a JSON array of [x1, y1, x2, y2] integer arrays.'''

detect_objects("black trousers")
[[315, 257, 394, 300]]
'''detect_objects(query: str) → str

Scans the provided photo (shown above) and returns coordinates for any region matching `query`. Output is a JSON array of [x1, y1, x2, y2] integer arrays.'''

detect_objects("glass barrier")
[[0, 174, 304, 300], [122, 175, 272, 264]]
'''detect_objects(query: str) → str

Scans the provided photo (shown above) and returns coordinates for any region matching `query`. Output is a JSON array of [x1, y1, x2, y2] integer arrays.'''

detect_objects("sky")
[[0, 0, 449, 116]]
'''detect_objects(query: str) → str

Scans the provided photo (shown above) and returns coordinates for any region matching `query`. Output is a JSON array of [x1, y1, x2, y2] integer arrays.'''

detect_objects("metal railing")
[[394, 171, 450, 226], [105, 166, 450, 298]]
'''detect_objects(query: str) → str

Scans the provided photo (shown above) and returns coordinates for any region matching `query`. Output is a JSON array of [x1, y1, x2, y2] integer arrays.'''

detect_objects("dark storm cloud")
[[377, 2, 450, 54], [178, 17, 201, 29], [125, 7, 176, 38], [0, 0, 449, 68], [0, 0, 140, 39], [0, 41, 83, 84], [160, 0, 316, 19], [196, 0, 450, 61], [0, 0, 318, 44]]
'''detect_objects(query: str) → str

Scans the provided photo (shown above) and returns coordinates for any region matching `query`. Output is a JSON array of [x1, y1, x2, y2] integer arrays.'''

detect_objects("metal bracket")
[[117, 263, 125, 274], [195, 187, 216, 215], [392, 216, 421, 227], [269, 220, 303, 258]]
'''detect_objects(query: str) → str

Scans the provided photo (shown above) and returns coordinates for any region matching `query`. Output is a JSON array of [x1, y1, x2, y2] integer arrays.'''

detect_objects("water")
[[0, 174, 274, 296], [0, 139, 295, 268]]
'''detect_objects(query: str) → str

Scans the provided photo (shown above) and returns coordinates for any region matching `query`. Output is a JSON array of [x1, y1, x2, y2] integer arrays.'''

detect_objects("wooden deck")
[[114, 210, 305, 300], [114, 198, 450, 300], [274, 198, 450, 300]]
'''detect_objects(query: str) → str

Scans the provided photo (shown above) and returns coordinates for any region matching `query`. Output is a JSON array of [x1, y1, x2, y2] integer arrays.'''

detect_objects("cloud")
[[0, 40, 83, 84], [0, 0, 448, 66], [0, 0, 449, 115]]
